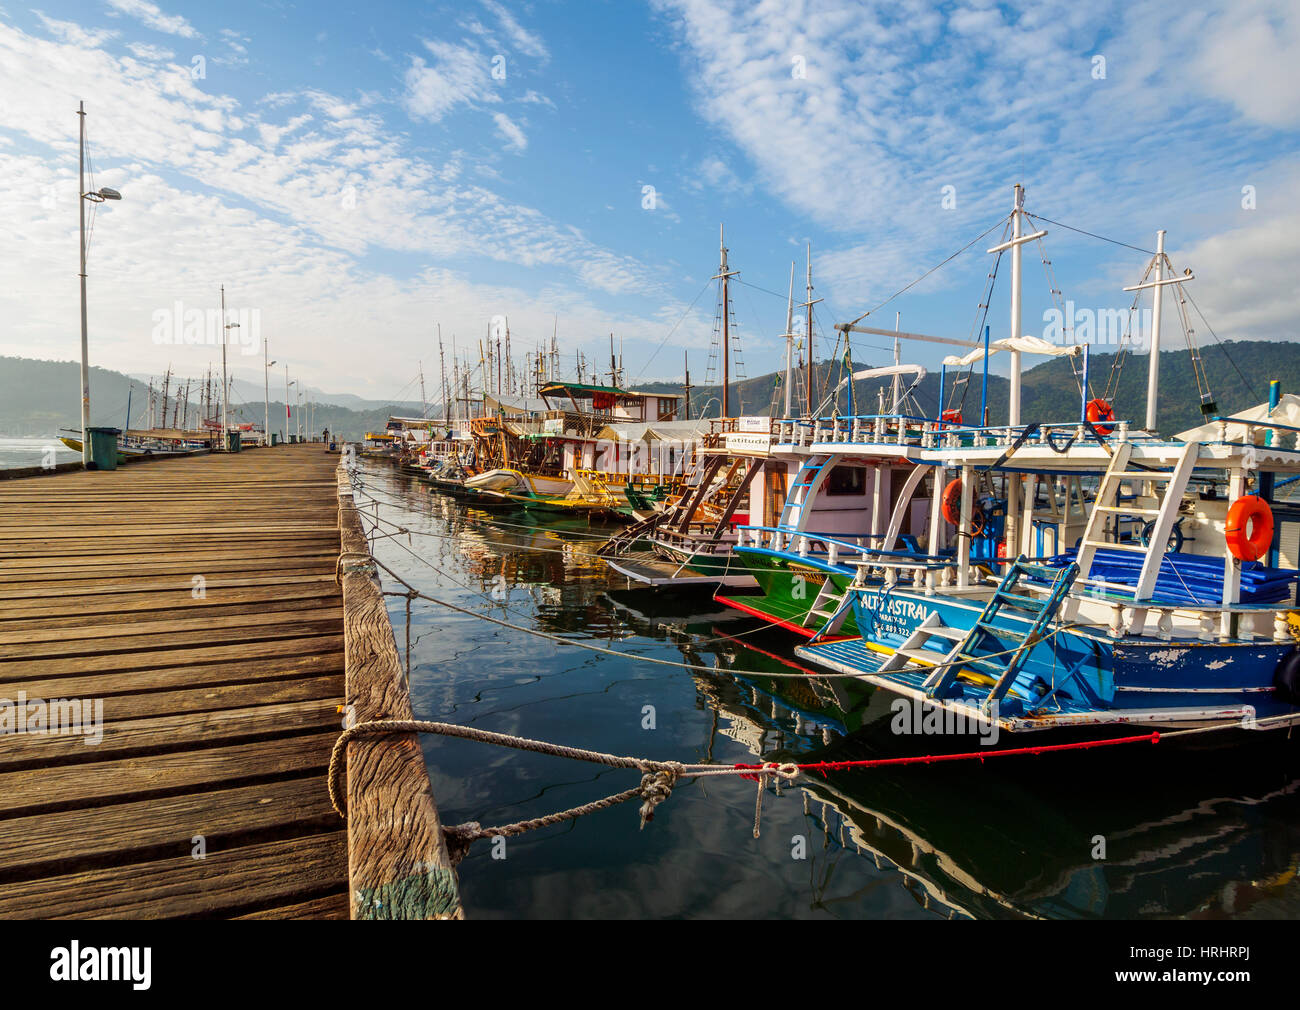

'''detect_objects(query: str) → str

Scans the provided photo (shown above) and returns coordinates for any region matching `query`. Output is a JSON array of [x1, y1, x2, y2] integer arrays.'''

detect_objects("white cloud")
[[0, 19, 673, 393], [403, 40, 497, 123], [33, 13, 118, 48], [653, 0, 1300, 341], [479, 0, 549, 62], [104, 0, 199, 40], [125, 41, 174, 61], [492, 111, 527, 151]]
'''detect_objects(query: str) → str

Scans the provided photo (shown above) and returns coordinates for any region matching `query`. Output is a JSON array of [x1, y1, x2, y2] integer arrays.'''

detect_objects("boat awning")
[[942, 336, 1083, 367]]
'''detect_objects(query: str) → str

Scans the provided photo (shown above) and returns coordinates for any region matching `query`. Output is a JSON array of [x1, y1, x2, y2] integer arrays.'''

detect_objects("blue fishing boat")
[[737, 186, 1300, 735]]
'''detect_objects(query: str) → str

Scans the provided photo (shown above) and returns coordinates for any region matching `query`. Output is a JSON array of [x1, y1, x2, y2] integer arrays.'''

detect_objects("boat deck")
[[0, 445, 350, 918], [606, 551, 752, 587]]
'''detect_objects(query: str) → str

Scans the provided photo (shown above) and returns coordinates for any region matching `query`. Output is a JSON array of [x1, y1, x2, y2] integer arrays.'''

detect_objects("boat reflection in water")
[[370, 460, 1300, 920], [698, 628, 1300, 920]]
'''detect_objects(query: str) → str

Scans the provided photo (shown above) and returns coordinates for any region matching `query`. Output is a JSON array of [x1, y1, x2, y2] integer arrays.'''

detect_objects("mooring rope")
[[327, 718, 798, 860]]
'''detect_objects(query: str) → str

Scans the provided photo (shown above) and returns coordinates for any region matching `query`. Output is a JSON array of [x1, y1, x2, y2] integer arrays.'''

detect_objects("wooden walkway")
[[0, 445, 350, 918]]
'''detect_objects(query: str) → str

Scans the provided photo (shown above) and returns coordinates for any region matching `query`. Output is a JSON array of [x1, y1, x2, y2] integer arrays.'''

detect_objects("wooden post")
[[336, 464, 462, 919]]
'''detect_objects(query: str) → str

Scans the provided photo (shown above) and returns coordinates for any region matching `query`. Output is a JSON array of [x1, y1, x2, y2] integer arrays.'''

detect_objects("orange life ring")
[[1225, 495, 1273, 562], [941, 477, 963, 524], [1086, 398, 1115, 435]]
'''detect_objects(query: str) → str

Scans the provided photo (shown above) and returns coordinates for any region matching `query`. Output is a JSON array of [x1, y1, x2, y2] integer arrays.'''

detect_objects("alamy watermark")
[[151, 301, 261, 355], [0, 691, 103, 745], [1043, 301, 1152, 348]]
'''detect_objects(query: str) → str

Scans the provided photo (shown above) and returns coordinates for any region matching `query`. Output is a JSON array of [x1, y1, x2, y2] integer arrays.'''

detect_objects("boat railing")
[[737, 524, 915, 565], [1068, 579, 1296, 645], [768, 414, 1195, 454], [1208, 414, 1300, 450]]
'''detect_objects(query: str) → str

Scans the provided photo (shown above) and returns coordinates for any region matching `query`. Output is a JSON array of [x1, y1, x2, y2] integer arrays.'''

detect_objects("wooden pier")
[[0, 443, 459, 919]]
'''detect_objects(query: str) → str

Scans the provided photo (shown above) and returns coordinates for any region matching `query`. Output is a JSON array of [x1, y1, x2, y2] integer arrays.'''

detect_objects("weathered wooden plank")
[[0, 445, 353, 918], [233, 892, 350, 920], [0, 698, 342, 770], [0, 633, 345, 679], [0, 777, 337, 877], [0, 831, 348, 919], [9, 653, 344, 700], [0, 731, 340, 816]]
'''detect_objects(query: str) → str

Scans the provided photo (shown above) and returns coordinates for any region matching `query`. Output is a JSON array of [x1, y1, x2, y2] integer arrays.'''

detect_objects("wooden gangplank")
[[0, 445, 364, 917]]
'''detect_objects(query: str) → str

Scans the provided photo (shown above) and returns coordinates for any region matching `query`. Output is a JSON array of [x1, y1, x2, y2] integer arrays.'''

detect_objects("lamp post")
[[265, 349, 276, 447], [220, 287, 239, 451], [77, 100, 122, 468], [285, 374, 295, 443]]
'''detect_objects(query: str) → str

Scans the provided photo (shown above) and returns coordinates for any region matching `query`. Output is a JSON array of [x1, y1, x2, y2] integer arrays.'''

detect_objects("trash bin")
[[289, 434, 298, 444], [270, 433, 280, 446], [85, 426, 121, 470], [226, 430, 242, 453]]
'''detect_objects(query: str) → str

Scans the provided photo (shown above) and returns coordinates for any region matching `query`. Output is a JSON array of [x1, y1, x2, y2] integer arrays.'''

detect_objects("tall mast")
[[892, 311, 902, 412], [418, 360, 427, 417], [802, 244, 820, 418], [1008, 184, 1023, 427], [1146, 229, 1166, 432], [721, 226, 729, 417], [783, 261, 795, 417], [438, 325, 448, 424], [683, 351, 693, 421], [713, 224, 738, 418]]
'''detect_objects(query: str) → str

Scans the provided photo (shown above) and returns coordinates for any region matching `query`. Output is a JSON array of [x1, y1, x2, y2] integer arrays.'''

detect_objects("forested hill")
[[632, 339, 1298, 435], [3, 339, 1295, 439]]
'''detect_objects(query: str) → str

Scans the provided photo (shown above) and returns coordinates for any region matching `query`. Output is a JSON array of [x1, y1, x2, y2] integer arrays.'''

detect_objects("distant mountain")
[[3, 340, 1293, 441], [126, 373, 426, 414], [634, 339, 1295, 435], [0, 356, 429, 440]]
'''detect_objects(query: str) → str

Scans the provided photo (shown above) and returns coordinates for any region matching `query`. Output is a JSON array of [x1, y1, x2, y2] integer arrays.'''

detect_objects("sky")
[[0, 0, 1297, 406]]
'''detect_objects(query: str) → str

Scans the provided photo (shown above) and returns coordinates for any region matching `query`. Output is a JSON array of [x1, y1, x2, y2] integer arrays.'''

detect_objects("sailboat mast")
[[1008, 183, 1024, 427], [805, 244, 814, 418], [720, 224, 730, 418], [1146, 229, 1166, 432], [783, 261, 795, 417], [892, 311, 902, 412], [683, 351, 692, 421]]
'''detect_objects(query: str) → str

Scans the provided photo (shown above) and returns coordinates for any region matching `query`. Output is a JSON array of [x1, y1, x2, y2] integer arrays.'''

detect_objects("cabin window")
[[826, 466, 866, 496]]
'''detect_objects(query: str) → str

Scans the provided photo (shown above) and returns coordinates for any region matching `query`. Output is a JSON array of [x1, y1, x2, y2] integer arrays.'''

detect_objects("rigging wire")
[[1023, 212, 1157, 256], [842, 215, 1010, 329]]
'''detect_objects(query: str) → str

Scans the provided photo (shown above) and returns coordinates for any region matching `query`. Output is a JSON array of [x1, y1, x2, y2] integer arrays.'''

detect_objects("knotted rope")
[[328, 719, 799, 863]]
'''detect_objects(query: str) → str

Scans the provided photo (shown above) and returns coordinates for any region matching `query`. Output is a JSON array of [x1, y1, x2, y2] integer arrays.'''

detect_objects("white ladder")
[[1075, 440, 1199, 608], [875, 612, 967, 681]]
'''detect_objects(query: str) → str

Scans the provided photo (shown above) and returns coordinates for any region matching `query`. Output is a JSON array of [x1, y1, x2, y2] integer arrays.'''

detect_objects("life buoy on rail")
[[941, 478, 964, 524], [1086, 398, 1116, 436], [1225, 494, 1274, 562]]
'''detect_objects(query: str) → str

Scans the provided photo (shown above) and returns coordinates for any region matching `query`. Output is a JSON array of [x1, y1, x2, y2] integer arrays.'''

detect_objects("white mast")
[[986, 183, 1047, 426], [1008, 185, 1023, 427], [783, 261, 795, 417], [1146, 229, 1166, 432], [892, 311, 902, 412]]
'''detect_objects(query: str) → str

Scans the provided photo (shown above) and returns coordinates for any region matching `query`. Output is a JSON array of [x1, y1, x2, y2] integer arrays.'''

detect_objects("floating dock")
[[0, 443, 459, 919]]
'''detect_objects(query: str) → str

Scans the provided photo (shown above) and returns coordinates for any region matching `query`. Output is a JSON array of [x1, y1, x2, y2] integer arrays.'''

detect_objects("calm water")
[[360, 460, 1300, 920], [0, 436, 79, 470]]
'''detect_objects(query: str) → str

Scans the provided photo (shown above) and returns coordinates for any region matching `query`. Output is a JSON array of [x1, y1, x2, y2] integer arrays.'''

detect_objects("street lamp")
[[219, 285, 239, 451], [78, 100, 123, 468], [285, 372, 295, 443], [265, 351, 276, 447]]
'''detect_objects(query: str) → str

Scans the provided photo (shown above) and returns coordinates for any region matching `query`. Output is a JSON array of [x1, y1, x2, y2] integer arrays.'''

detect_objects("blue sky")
[[0, 0, 1297, 403]]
